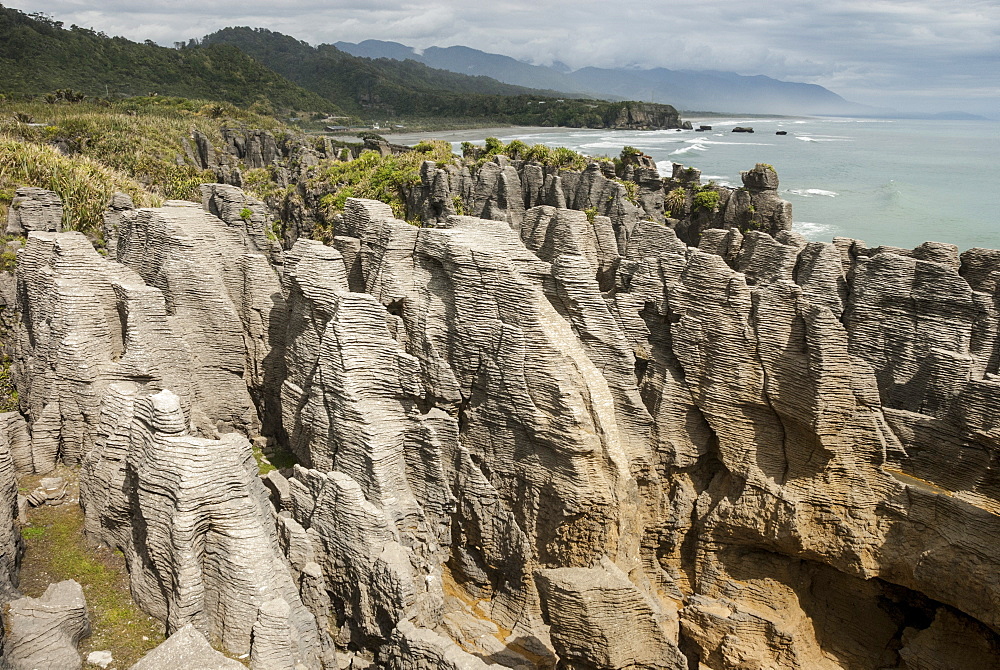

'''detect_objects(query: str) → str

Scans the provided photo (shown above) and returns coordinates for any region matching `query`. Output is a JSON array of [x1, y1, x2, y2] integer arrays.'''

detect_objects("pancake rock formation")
[[2, 180, 1000, 670]]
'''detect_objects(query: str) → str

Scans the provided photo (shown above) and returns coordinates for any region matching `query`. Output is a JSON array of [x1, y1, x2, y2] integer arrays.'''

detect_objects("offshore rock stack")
[[0, 159, 999, 669]]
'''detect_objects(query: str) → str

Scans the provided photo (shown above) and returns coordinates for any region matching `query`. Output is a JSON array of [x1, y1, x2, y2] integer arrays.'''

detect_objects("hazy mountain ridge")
[[336, 39, 876, 115], [201, 27, 686, 127]]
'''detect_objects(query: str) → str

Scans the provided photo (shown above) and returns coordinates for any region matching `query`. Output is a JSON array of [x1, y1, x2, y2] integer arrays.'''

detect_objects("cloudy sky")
[[11, 0, 1000, 115]]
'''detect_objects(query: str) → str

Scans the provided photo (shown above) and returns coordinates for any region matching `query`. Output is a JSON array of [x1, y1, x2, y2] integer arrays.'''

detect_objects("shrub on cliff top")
[[0, 97, 281, 199], [468, 138, 589, 171], [693, 189, 720, 212], [312, 140, 456, 225]]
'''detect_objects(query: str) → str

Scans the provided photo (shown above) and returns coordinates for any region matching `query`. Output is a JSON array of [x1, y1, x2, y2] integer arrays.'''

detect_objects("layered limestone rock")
[[270, 197, 1000, 668], [8, 176, 1000, 670], [10, 198, 284, 468], [16, 200, 284, 452], [81, 387, 321, 667], [129, 624, 246, 670], [0, 429, 22, 600], [535, 559, 687, 669], [13, 230, 197, 469], [268, 199, 677, 666], [101, 191, 135, 258], [4, 580, 90, 670], [604, 103, 690, 131], [6, 187, 63, 235], [113, 202, 286, 435]]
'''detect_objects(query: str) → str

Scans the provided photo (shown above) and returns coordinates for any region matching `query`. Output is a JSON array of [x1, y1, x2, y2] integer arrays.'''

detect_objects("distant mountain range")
[[335, 40, 877, 116], [199, 28, 687, 127]]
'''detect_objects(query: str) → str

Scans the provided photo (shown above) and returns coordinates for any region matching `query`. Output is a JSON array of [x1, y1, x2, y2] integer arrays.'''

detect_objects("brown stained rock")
[[535, 561, 686, 669], [9, 185, 1000, 669]]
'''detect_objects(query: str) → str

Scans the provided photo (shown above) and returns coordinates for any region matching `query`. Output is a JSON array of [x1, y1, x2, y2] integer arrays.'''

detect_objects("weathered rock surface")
[[0, 428, 21, 600], [4, 580, 90, 670], [113, 202, 286, 435], [13, 196, 288, 475], [7, 180, 1000, 670], [81, 387, 320, 666], [536, 560, 686, 669], [6, 187, 62, 235], [129, 624, 246, 670], [101, 191, 135, 258]]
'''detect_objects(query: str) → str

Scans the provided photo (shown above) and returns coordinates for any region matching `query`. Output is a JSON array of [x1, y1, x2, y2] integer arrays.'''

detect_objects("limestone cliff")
[[2, 175, 999, 670]]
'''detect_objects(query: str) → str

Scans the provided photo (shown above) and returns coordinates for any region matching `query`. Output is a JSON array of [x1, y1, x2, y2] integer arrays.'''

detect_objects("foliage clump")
[[311, 140, 455, 226], [0, 96, 298, 239], [693, 189, 720, 212], [613, 178, 640, 205], [666, 187, 687, 216], [0, 136, 158, 238], [466, 137, 590, 171]]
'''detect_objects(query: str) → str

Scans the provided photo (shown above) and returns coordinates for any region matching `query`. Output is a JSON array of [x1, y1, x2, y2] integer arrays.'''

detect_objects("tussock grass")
[[0, 137, 159, 238], [0, 97, 295, 239]]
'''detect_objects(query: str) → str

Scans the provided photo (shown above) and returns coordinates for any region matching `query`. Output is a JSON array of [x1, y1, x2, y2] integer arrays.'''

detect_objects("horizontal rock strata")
[[82, 387, 320, 666], [129, 623, 246, 670], [6, 183, 1000, 669], [4, 580, 90, 670]]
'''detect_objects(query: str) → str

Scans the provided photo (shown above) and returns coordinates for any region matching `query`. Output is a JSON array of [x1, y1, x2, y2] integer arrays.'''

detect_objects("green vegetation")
[[253, 442, 298, 475], [310, 140, 455, 233], [614, 178, 640, 205], [0, 8, 686, 132], [0, 236, 19, 273], [693, 189, 720, 212], [243, 166, 292, 202], [467, 137, 590, 170], [0, 354, 18, 412], [0, 7, 334, 113], [666, 187, 687, 215], [0, 134, 156, 239], [0, 96, 295, 239], [19, 491, 165, 665], [20, 525, 44, 539], [198, 28, 682, 128]]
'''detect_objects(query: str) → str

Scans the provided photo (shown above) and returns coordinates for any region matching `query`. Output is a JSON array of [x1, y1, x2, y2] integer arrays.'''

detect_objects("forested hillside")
[[0, 5, 686, 133], [198, 27, 686, 128], [0, 6, 336, 113]]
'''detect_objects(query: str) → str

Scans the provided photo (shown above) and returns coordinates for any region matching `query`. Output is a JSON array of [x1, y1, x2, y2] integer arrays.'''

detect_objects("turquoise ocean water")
[[390, 117, 1000, 251]]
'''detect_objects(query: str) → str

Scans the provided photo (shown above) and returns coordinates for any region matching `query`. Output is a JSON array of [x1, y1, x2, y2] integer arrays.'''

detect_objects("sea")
[[389, 117, 1000, 251]]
